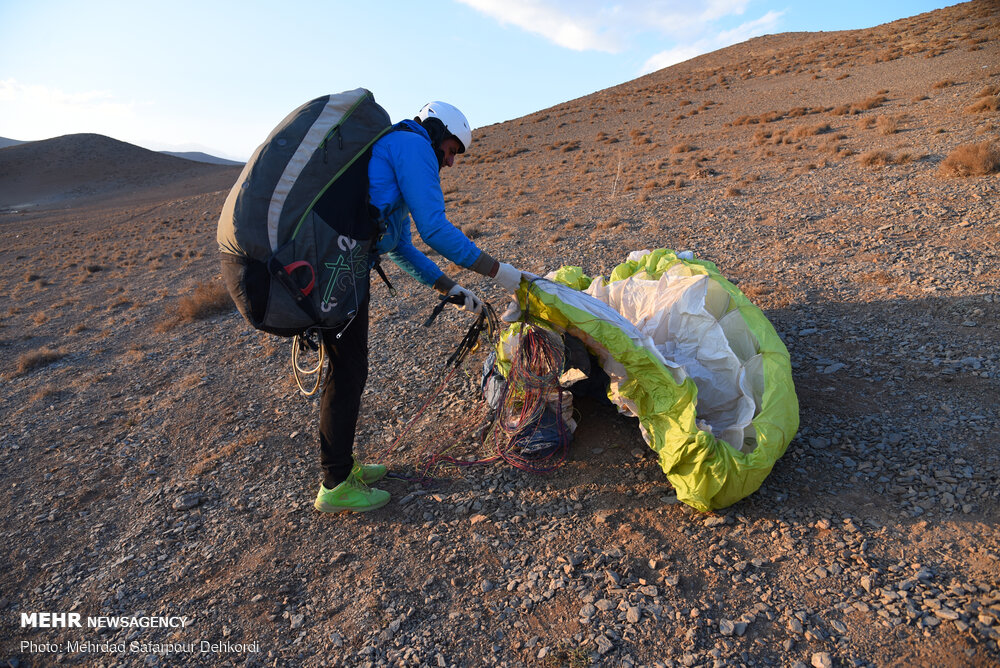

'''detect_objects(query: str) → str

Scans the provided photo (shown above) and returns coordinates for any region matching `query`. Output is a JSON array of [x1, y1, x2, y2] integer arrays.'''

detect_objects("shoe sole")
[[314, 495, 390, 513]]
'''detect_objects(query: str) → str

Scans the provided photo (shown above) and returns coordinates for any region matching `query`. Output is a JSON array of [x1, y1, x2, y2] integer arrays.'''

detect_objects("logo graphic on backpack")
[[218, 89, 391, 337]]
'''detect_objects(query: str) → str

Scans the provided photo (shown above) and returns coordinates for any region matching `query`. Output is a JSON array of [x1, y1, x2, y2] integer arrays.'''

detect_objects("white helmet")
[[417, 101, 471, 153]]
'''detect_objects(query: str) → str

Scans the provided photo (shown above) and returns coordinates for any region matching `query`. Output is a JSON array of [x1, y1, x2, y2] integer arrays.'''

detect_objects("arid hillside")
[[0, 133, 241, 209], [2, 2, 999, 667]]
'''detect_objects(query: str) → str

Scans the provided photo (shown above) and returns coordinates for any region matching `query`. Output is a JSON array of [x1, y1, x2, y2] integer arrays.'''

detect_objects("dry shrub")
[[739, 283, 795, 308], [876, 115, 900, 135], [670, 143, 695, 154], [790, 122, 831, 138], [938, 141, 1000, 177], [752, 129, 771, 145], [725, 186, 742, 197], [855, 116, 876, 130], [852, 96, 887, 112], [830, 105, 851, 116], [932, 79, 955, 89], [965, 96, 999, 114], [177, 282, 232, 321], [975, 85, 1000, 98], [857, 271, 894, 286], [14, 347, 65, 376], [858, 150, 910, 167]]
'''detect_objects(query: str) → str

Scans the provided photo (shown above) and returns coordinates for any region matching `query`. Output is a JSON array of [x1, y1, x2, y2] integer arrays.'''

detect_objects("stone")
[[811, 652, 833, 668], [719, 619, 735, 636], [289, 614, 304, 629], [627, 606, 641, 624], [595, 634, 614, 655], [171, 493, 203, 511]]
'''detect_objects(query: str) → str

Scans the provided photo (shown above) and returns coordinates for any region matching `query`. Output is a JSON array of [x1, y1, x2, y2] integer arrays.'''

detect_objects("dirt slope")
[[0, 133, 241, 210], [1, 1, 999, 667]]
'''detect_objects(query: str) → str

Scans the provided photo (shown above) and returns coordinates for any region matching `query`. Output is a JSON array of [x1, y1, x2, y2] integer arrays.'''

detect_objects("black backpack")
[[218, 89, 391, 336]]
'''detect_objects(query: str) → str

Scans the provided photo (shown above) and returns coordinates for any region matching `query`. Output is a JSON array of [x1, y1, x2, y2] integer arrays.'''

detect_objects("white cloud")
[[456, 1, 761, 50], [455, 1, 785, 76], [640, 9, 783, 73], [456, 0, 625, 52], [0, 78, 142, 140]]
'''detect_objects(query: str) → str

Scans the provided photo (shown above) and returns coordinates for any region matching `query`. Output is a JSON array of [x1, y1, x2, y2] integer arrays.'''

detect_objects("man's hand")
[[493, 263, 524, 293], [446, 284, 483, 314]]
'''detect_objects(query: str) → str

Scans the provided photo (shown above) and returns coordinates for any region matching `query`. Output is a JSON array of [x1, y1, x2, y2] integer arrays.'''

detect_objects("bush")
[[177, 282, 233, 321], [858, 150, 892, 167], [876, 115, 899, 135], [790, 123, 831, 138], [14, 347, 65, 376], [938, 141, 1000, 177], [965, 96, 999, 114]]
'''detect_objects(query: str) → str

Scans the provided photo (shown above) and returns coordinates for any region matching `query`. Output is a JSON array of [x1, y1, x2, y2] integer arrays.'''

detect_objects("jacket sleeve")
[[385, 214, 445, 287], [392, 133, 482, 268]]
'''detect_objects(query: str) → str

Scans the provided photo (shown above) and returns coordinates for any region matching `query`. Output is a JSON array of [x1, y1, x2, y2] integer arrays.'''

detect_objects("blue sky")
[[0, 0, 956, 160]]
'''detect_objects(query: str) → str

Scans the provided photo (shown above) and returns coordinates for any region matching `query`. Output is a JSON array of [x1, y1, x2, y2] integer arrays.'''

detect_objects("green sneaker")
[[357, 462, 387, 484], [314, 474, 390, 513]]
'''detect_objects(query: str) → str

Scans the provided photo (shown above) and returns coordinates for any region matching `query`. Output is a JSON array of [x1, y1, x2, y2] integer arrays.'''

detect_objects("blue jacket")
[[368, 119, 481, 287]]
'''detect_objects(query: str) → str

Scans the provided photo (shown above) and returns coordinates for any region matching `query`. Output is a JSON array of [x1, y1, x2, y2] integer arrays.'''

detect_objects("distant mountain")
[[0, 136, 26, 150], [161, 151, 244, 166], [0, 133, 241, 209]]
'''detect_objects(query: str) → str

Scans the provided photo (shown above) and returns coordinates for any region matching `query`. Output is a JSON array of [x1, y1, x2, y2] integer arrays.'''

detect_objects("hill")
[[161, 150, 245, 166], [0, 136, 25, 149], [0, 133, 241, 210], [1, 2, 998, 667]]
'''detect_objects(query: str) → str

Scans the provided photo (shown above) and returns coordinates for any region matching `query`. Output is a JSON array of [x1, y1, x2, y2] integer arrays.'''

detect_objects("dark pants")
[[319, 299, 369, 487]]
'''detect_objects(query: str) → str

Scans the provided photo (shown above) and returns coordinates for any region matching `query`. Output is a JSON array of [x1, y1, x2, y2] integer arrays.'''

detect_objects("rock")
[[595, 634, 614, 655], [580, 603, 597, 619], [811, 652, 833, 668], [934, 607, 960, 621], [289, 613, 304, 629], [481, 579, 495, 593], [171, 493, 203, 511], [470, 514, 489, 524], [627, 606, 641, 624], [719, 619, 735, 635]]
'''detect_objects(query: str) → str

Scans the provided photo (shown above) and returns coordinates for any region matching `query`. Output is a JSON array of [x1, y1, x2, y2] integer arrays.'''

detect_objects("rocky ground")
[[2, 2, 999, 666]]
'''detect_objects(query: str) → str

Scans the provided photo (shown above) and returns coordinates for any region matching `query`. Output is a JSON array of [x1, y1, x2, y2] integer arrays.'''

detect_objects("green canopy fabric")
[[497, 249, 798, 512]]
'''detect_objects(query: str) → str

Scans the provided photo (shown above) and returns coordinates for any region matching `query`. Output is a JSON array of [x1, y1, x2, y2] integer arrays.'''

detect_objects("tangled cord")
[[378, 282, 573, 483], [477, 323, 569, 474]]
